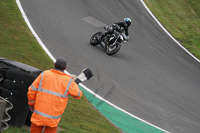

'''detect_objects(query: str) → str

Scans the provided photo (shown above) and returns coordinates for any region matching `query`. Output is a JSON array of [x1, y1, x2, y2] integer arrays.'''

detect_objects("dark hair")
[[54, 63, 66, 70]]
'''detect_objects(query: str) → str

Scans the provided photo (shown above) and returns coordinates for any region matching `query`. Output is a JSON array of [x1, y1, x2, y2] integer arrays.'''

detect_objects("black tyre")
[[4, 68, 37, 127], [90, 32, 103, 46], [6, 69, 35, 82], [106, 42, 121, 55], [0, 69, 8, 78]]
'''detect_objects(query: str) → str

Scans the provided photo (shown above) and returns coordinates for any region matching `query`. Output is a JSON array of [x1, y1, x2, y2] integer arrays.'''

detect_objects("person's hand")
[[30, 105, 34, 112]]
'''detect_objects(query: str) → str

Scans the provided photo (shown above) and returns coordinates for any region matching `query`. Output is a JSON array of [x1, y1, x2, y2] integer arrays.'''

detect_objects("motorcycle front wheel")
[[106, 42, 121, 55], [90, 32, 103, 46]]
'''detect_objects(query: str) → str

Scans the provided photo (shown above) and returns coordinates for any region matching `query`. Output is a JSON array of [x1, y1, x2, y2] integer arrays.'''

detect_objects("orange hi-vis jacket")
[[27, 69, 82, 127]]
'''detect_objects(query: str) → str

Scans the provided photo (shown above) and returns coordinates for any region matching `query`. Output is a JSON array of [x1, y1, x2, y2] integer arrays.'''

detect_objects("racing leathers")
[[102, 21, 130, 41]]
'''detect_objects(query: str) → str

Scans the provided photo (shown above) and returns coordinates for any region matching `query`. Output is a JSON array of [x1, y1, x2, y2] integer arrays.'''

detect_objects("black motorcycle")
[[90, 24, 128, 55]]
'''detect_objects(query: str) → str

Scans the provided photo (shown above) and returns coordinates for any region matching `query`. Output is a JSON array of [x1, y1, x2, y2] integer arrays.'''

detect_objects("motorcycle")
[[90, 24, 128, 55]]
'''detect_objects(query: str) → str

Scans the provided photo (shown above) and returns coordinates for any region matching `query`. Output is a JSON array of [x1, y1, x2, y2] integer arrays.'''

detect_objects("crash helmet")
[[124, 17, 131, 27]]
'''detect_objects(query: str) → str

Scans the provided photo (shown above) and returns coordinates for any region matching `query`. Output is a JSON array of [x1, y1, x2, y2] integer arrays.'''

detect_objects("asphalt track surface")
[[19, 0, 200, 133]]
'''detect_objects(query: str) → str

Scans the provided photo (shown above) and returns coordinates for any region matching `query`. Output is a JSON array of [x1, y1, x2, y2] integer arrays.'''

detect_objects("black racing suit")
[[102, 21, 130, 39]]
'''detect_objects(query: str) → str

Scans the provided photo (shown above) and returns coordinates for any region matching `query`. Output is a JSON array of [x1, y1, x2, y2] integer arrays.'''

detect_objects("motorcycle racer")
[[101, 17, 131, 41]]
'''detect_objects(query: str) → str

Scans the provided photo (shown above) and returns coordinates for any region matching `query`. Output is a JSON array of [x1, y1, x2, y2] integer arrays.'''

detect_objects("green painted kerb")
[[80, 86, 166, 133]]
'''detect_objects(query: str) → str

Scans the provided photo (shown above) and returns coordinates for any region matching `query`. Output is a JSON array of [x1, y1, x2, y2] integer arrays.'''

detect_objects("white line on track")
[[16, 0, 171, 132]]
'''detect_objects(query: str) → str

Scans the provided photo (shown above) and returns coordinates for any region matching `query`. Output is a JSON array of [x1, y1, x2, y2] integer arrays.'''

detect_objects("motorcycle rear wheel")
[[90, 32, 103, 46], [106, 42, 121, 55]]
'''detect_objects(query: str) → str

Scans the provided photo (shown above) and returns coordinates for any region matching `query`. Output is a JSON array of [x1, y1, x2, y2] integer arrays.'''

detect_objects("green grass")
[[144, 0, 200, 60], [0, 0, 121, 133], [2, 127, 30, 133]]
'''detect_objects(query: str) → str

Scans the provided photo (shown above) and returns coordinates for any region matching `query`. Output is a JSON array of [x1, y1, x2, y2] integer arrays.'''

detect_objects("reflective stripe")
[[38, 88, 66, 97], [29, 101, 35, 103], [38, 72, 43, 89], [75, 90, 81, 97], [62, 78, 73, 98], [31, 84, 38, 91], [34, 109, 62, 119]]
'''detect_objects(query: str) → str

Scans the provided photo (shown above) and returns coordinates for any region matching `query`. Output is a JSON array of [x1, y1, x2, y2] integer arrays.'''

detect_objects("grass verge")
[[0, 0, 121, 132], [144, 0, 200, 60]]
